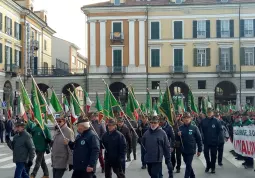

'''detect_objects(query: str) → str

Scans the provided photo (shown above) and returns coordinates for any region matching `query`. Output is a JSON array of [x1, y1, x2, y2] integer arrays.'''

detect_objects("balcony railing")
[[5, 64, 19, 73], [31, 68, 87, 76], [110, 32, 124, 43], [169, 65, 188, 74], [108, 66, 127, 74], [216, 65, 236, 73]]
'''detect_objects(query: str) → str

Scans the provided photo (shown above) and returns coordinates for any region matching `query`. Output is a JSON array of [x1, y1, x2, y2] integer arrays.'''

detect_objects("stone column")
[[128, 19, 135, 73], [89, 20, 96, 73], [99, 20, 107, 73], [138, 19, 146, 73]]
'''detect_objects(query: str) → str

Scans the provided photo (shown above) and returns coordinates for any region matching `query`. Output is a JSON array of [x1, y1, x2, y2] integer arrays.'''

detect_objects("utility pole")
[[238, 3, 242, 106]]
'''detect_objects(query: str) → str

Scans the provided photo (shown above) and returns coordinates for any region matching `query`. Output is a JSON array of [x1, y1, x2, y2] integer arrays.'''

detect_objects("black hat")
[[76, 116, 89, 125], [117, 117, 124, 122], [108, 119, 117, 125], [207, 108, 214, 113], [15, 120, 25, 127], [182, 112, 191, 118], [149, 116, 159, 122]]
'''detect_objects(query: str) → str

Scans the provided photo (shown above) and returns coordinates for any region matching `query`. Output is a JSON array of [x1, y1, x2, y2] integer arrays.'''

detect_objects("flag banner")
[[49, 90, 63, 113], [31, 79, 44, 129], [63, 96, 70, 112], [233, 126, 255, 158], [84, 91, 93, 112]]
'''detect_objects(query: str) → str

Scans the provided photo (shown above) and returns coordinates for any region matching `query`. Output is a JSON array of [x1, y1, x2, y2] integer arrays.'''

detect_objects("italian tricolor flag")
[[63, 96, 70, 112], [18, 95, 27, 121], [84, 91, 93, 113], [70, 92, 81, 124]]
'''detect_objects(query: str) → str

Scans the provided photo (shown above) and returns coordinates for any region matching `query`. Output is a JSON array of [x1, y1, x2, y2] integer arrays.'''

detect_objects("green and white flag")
[[49, 89, 63, 113]]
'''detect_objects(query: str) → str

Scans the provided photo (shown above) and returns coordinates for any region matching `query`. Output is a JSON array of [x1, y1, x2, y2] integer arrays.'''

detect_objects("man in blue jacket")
[[178, 112, 202, 178], [142, 116, 171, 178], [65, 117, 100, 178], [200, 108, 222, 173]]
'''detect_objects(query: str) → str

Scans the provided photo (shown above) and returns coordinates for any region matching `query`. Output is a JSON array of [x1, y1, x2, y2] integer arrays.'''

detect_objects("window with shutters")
[[114, 0, 120, 5], [112, 22, 122, 32], [150, 48, 160, 67], [150, 21, 160, 39], [197, 49, 207, 66], [5, 46, 11, 71], [220, 48, 230, 70], [5, 17, 12, 36], [15, 49, 20, 67], [244, 19, 253, 37], [113, 49, 122, 72], [197, 21, 206, 38], [221, 20, 230, 37], [244, 48, 254, 66], [15, 22, 21, 40], [173, 21, 183, 39], [0, 13, 2, 31]]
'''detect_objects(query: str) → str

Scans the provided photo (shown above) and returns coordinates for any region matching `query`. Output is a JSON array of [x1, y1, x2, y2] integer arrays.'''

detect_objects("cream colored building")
[[0, 0, 55, 113], [52, 36, 87, 75], [82, 0, 255, 107]]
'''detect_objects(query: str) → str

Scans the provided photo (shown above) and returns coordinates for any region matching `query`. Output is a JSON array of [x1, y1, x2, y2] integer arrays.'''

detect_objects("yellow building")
[[82, 0, 255, 107], [0, 0, 55, 110]]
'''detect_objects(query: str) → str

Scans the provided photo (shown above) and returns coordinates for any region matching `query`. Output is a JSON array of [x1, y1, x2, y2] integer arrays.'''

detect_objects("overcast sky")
[[33, 0, 107, 57]]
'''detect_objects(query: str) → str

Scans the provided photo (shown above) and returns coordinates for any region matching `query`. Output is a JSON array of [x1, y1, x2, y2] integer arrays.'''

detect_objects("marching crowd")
[[0, 108, 254, 178]]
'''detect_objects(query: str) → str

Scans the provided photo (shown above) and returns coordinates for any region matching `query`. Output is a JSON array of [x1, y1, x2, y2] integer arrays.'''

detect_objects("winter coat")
[[102, 129, 127, 164], [117, 124, 132, 150], [91, 120, 106, 139], [200, 117, 222, 146], [179, 123, 202, 155], [69, 128, 100, 171], [142, 127, 171, 163], [161, 121, 175, 148], [51, 124, 75, 169], [8, 130, 35, 163], [28, 121, 52, 152]]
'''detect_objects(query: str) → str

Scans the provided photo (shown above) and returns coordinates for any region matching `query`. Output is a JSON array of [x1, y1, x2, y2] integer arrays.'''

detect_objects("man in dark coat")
[[117, 117, 132, 171], [102, 119, 126, 178], [125, 118, 138, 160], [65, 118, 100, 178], [171, 113, 183, 173], [137, 115, 150, 169], [142, 116, 171, 178], [159, 116, 175, 178], [91, 112, 106, 173], [178, 112, 202, 178], [6, 120, 35, 178], [200, 108, 222, 173]]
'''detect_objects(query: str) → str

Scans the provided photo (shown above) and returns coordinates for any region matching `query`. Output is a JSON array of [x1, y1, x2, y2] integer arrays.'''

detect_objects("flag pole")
[[101, 78, 139, 139], [51, 87, 75, 133], [31, 75, 66, 139], [127, 85, 147, 119], [67, 89, 101, 139], [164, 80, 184, 149], [18, 75, 33, 108]]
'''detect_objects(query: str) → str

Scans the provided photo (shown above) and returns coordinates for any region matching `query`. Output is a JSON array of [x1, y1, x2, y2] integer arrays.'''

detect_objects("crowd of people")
[[0, 108, 254, 178]]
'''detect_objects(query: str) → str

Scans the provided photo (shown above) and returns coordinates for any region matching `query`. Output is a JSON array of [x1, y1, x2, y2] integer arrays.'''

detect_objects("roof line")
[[53, 36, 81, 50]]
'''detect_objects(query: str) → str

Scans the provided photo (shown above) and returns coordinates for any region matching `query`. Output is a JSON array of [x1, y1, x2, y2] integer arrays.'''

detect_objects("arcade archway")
[[62, 83, 83, 105], [215, 81, 237, 106], [169, 81, 190, 109], [37, 83, 50, 98], [109, 82, 127, 106]]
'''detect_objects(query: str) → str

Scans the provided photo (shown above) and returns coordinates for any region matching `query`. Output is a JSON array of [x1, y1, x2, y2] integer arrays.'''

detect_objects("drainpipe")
[[23, 10, 30, 86], [146, 5, 149, 89], [41, 25, 47, 69]]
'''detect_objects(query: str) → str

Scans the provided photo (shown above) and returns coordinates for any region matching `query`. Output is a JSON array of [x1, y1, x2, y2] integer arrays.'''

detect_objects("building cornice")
[[81, 3, 255, 15], [2, 0, 23, 14]]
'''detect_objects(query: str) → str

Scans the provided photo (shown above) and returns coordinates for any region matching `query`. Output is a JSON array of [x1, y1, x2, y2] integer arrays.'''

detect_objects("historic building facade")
[[82, 0, 255, 108]]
